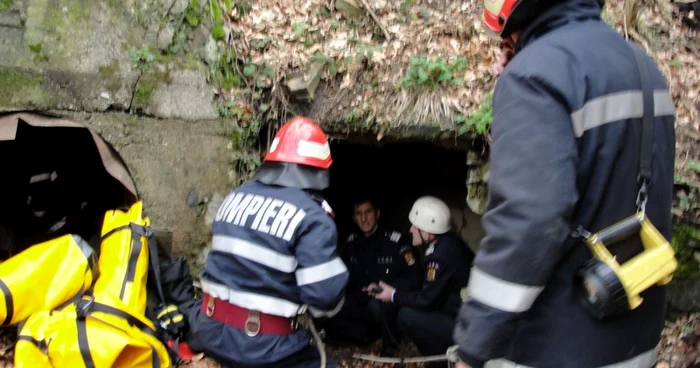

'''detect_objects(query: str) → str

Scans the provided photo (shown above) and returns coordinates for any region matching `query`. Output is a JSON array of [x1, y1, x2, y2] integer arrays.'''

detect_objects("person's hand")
[[456, 361, 471, 368], [362, 283, 380, 295], [492, 37, 515, 76], [373, 281, 395, 303]]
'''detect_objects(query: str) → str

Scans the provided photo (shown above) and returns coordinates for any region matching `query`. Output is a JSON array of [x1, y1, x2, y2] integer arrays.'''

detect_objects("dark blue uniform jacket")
[[453, 0, 676, 367], [342, 227, 424, 303], [394, 232, 474, 317], [190, 180, 349, 366]]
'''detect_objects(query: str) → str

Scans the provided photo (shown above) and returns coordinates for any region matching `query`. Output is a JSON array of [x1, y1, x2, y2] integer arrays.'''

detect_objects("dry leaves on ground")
[[224, 0, 698, 134], [225, 0, 499, 127], [657, 313, 700, 368]]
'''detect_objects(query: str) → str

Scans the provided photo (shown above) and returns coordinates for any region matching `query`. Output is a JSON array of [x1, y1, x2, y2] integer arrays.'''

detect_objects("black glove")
[[156, 304, 187, 337]]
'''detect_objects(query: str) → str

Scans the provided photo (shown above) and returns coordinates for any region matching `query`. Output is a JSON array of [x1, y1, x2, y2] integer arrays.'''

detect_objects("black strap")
[[76, 318, 96, 368], [121, 224, 145, 300], [76, 299, 158, 337], [0, 279, 14, 326], [101, 223, 168, 304], [145, 229, 167, 304], [74, 299, 164, 368], [570, 43, 657, 240], [629, 43, 654, 210], [17, 335, 48, 352], [100, 224, 131, 243]]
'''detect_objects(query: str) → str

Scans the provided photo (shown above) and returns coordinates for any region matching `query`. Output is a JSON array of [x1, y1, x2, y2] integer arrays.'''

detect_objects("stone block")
[[286, 61, 325, 100]]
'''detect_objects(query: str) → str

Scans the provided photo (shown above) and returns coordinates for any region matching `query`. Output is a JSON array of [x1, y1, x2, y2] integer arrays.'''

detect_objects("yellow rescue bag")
[[0, 234, 98, 326], [94, 201, 151, 316], [15, 292, 172, 368], [14, 201, 173, 367]]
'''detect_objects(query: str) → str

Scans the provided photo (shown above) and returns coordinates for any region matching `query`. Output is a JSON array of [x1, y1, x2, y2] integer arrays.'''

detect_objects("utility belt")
[[571, 42, 678, 320], [201, 293, 299, 336]]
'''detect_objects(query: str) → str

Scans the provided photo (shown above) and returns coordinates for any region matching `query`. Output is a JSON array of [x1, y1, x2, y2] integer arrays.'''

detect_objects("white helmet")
[[408, 196, 451, 234]]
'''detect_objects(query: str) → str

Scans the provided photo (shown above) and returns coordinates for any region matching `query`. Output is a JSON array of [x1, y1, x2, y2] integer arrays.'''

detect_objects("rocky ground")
[[1, 314, 695, 368]]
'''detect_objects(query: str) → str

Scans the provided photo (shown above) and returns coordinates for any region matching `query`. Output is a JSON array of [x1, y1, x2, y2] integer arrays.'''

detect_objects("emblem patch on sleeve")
[[399, 245, 415, 266], [425, 261, 441, 282]]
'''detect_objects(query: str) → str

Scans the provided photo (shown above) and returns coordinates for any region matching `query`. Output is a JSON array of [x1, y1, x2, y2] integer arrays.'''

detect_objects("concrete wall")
[[0, 0, 236, 264]]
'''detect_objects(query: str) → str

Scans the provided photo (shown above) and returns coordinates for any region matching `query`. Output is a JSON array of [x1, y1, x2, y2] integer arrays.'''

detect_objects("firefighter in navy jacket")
[[321, 197, 423, 356], [453, 0, 676, 367], [370, 196, 474, 362], [188, 117, 349, 368]]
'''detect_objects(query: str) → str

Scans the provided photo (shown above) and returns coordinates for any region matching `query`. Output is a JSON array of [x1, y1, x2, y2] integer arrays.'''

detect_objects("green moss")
[[185, 0, 201, 27], [671, 224, 700, 280], [212, 25, 225, 40], [134, 83, 153, 106], [28, 43, 42, 54], [132, 70, 172, 108], [206, 0, 226, 40], [214, 70, 240, 89], [99, 60, 123, 94], [28, 43, 49, 62], [0, 0, 12, 11], [0, 68, 50, 108], [42, 0, 89, 29], [99, 60, 121, 78]]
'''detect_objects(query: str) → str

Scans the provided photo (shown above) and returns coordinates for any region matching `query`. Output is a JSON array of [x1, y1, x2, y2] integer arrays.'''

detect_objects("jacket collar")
[[515, 0, 602, 52]]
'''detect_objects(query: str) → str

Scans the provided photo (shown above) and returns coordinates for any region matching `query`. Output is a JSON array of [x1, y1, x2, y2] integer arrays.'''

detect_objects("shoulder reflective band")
[[571, 90, 674, 138]]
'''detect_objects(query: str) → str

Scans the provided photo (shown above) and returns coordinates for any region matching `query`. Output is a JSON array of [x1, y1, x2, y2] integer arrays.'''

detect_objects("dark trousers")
[[318, 296, 402, 350], [397, 307, 455, 357], [216, 345, 336, 368]]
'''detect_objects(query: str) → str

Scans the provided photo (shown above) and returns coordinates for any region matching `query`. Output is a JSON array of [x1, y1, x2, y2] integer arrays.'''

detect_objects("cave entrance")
[[322, 136, 485, 252], [0, 112, 139, 259]]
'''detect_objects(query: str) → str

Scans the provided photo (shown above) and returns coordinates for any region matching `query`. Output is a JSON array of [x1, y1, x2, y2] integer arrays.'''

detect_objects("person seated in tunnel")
[[368, 196, 474, 366], [318, 196, 423, 357]]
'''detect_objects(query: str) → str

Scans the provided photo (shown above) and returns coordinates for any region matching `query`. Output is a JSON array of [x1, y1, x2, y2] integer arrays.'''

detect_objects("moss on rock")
[[133, 70, 172, 108], [0, 0, 13, 12], [671, 223, 700, 280], [0, 68, 51, 109]]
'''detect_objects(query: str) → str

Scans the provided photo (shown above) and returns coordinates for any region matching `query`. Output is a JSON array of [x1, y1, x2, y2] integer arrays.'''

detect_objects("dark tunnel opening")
[[322, 139, 474, 249]]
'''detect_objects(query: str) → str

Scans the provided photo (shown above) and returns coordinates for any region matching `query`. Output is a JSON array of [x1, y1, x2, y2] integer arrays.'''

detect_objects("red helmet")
[[483, 0, 523, 36], [264, 116, 332, 169], [483, 0, 605, 37]]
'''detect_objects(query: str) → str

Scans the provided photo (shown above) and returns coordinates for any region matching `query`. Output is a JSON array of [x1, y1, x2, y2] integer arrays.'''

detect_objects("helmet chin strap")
[[418, 229, 436, 247]]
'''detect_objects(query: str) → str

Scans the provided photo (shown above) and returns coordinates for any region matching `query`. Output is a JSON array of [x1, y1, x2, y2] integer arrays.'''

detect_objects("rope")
[[352, 344, 461, 366], [297, 309, 326, 368], [191, 282, 467, 368], [352, 353, 448, 364]]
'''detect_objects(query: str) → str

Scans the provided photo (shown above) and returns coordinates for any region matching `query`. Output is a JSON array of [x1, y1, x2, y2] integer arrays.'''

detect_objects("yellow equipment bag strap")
[[0, 279, 13, 325], [100, 223, 168, 303], [17, 335, 48, 352], [74, 295, 162, 368], [75, 297, 157, 337]]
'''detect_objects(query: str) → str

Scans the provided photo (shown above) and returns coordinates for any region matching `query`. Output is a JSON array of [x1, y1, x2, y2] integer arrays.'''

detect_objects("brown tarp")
[[0, 112, 140, 255], [0, 112, 138, 199]]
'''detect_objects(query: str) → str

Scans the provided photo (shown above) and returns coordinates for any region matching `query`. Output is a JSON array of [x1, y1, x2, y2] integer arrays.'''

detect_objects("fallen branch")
[[356, 0, 392, 41]]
